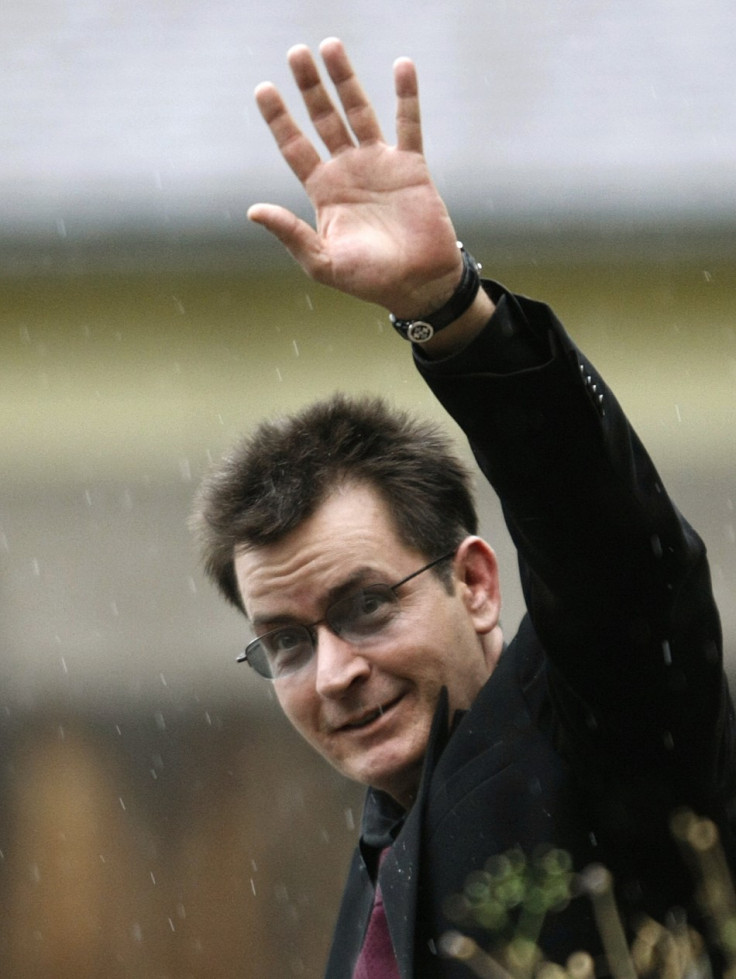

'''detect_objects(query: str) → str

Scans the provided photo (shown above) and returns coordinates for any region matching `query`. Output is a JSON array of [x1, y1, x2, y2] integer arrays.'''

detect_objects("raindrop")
[[292, 340, 300, 358], [154, 711, 166, 731], [662, 640, 672, 665]]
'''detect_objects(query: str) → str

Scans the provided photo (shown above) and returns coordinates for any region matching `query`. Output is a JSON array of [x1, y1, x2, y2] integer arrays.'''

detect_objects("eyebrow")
[[250, 565, 388, 634]]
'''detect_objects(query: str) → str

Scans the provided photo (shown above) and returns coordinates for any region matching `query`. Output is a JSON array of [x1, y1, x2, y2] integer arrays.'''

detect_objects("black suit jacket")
[[325, 285, 736, 977]]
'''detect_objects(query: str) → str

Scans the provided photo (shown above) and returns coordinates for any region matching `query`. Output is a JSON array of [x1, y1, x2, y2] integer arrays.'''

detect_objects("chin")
[[354, 752, 424, 800]]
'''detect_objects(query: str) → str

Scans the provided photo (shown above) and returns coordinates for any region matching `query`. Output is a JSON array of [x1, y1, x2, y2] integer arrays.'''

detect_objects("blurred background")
[[1, 1, 735, 975]]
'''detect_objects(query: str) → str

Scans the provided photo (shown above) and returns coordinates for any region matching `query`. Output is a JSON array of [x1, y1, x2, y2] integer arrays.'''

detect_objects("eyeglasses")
[[238, 551, 455, 680]]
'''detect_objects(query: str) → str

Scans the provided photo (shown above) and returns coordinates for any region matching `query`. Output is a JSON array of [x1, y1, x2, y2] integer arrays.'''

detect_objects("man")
[[192, 39, 736, 977]]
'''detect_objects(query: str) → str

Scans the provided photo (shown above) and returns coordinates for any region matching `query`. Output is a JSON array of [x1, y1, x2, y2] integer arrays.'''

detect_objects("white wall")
[[3, 0, 736, 240]]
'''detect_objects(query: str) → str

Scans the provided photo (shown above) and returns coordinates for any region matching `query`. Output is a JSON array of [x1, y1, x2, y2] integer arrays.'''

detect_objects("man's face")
[[234, 482, 501, 807]]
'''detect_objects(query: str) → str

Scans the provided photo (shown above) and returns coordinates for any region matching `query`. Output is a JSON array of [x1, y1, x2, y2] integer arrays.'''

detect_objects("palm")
[[306, 145, 456, 304]]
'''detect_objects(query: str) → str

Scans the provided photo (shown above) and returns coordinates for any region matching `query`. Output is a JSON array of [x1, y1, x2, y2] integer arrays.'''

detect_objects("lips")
[[339, 695, 402, 732]]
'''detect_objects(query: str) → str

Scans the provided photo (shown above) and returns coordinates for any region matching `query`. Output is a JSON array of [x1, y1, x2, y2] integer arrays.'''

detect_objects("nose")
[[314, 625, 371, 698]]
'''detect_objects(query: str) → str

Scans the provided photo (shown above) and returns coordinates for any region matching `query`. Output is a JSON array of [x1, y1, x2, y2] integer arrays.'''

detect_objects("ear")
[[453, 536, 502, 636]]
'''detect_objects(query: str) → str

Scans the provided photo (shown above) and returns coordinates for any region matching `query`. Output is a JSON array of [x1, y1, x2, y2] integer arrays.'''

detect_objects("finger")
[[319, 37, 384, 145], [393, 57, 423, 154], [247, 203, 325, 275], [254, 81, 322, 185], [287, 43, 356, 155]]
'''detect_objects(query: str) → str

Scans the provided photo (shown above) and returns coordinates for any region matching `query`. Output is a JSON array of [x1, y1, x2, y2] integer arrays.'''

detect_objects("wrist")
[[389, 244, 482, 343], [420, 285, 496, 359]]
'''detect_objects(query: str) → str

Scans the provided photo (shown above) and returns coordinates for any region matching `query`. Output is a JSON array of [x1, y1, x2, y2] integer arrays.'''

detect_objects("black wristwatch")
[[389, 243, 482, 343]]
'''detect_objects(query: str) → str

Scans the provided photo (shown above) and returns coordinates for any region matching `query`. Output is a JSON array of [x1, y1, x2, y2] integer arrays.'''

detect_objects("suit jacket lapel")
[[381, 626, 546, 977], [380, 687, 453, 978], [327, 630, 546, 979]]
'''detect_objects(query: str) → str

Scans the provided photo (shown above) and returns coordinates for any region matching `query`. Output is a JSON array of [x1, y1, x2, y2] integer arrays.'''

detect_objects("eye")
[[359, 590, 391, 616], [332, 586, 398, 638], [261, 626, 312, 675]]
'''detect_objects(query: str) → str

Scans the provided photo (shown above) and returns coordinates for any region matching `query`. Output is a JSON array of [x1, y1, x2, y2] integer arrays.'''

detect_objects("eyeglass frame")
[[237, 550, 457, 680]]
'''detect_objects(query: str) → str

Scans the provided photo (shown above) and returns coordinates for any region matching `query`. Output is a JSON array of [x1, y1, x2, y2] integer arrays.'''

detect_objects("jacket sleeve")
[[415, 282, 734, 799]]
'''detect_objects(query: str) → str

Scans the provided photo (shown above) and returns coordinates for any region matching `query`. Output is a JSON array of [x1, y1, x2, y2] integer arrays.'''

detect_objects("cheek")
[[419, 610, 490, 694], [274, 684, 315, 738]]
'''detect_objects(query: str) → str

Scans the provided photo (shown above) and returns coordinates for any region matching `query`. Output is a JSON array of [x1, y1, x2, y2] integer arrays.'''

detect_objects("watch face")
[[406, 321, 435, 343]]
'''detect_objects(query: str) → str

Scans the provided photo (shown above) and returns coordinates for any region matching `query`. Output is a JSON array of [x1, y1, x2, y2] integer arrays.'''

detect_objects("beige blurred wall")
[[1, 242, 735, 976], [2, 245, 735, 700]]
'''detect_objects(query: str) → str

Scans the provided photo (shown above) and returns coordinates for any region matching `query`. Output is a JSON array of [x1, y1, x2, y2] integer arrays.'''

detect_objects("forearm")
[[417, 284, 723, 711]]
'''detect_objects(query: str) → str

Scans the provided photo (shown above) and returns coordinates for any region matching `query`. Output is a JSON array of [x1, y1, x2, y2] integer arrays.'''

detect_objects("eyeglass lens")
[[248, 584, 400, 679]]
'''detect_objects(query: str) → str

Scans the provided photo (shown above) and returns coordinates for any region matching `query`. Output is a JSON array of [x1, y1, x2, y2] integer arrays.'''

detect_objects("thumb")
[[247, 204, 323, 273]]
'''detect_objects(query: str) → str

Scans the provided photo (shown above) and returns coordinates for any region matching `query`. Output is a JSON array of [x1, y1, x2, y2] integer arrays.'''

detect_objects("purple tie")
[[353, 853, 401, 978]]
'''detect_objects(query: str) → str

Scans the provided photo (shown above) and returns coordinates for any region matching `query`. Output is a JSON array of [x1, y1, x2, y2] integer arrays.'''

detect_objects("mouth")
[[340, 695, 403, 732]]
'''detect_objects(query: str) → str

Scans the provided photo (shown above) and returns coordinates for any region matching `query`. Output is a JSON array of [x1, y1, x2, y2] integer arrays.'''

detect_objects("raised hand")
[[247, 38, 464, 319]]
